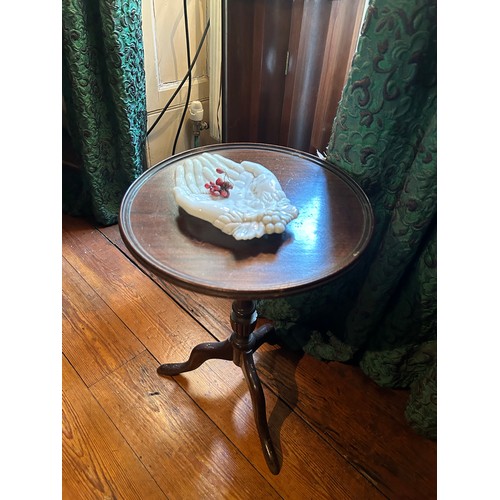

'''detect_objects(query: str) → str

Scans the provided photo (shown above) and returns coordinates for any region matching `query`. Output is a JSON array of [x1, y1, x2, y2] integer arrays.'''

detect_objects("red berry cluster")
[[205, 168, 234, 198]]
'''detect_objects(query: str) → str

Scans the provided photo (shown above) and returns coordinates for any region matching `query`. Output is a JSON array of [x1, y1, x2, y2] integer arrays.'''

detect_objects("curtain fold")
[[257, 0, 437, 438], [62, 0, 147, 226]]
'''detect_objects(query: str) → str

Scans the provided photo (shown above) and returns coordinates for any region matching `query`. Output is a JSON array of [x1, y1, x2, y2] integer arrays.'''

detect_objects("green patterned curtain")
[[62, 0, 147, 226], [258, 0, 437, 438]]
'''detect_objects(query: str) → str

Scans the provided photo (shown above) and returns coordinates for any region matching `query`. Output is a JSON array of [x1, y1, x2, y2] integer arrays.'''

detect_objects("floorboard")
[[63, 355, 165, 499], [62, 257, 145, 386]]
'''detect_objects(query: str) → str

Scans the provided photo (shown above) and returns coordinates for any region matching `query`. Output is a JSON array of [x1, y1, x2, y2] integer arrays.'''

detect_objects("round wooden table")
[[119, 143, 374, 474]]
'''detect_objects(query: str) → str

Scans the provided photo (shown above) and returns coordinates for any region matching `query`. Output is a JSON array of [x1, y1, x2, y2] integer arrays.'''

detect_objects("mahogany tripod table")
[[119, 143, 374, 475]]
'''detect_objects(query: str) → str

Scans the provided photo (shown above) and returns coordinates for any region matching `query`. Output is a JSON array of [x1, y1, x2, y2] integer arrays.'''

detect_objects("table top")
[[119, 143, 374, 299]]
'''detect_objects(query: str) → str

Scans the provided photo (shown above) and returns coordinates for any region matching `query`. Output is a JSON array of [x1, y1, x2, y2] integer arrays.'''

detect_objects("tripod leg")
[[157, 339, 233, 377], [250, 323, 276, 353], [241, 351, 280, 475]]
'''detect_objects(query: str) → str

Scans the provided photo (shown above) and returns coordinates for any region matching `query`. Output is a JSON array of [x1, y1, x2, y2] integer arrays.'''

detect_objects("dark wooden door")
[[223, 0, 365, 155], [223, 0, 293, 145]]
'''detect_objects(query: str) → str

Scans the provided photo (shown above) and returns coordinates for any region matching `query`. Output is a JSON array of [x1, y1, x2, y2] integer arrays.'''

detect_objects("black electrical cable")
[[171, 0, 192, 156], [146, 18, 210, 138]]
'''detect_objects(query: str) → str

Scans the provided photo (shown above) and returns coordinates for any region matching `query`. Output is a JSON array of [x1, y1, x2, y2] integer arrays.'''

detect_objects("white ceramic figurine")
[[173, 152, 299, 240]]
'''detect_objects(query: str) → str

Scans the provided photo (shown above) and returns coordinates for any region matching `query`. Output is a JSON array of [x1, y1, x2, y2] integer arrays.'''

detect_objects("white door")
[[141, 0, 214, 167]]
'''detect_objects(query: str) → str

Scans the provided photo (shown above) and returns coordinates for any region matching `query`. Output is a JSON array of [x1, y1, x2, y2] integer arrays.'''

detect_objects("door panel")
[[280, 0, 335, 152], [142, 0, 210, 166], [143, 0, 209, 112], [309, 0, 367, 153], [223, 0, 292, 144], [223, 0, 365, 155]]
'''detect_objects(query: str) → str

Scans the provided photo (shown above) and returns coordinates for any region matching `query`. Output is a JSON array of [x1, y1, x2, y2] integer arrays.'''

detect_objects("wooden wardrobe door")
[[223, 0, 292, 144], [223, 0, 365, 154]]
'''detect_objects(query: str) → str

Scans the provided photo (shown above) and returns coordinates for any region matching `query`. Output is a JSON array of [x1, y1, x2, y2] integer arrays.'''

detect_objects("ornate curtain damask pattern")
[[258, 0, 437, 438], [62, 0, 147, 225]]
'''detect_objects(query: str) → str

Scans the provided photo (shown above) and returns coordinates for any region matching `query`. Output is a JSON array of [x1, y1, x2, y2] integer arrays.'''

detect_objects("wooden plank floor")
[[62, 214, 436, 499]]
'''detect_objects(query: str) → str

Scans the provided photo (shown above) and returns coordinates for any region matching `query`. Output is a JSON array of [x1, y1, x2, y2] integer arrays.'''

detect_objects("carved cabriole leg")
[[251, 322, 275, 353], [241, 350, 280, 474], [230, 300, 280, 475], [157, 339, 233, 376]]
